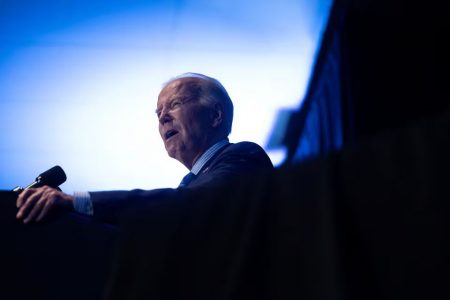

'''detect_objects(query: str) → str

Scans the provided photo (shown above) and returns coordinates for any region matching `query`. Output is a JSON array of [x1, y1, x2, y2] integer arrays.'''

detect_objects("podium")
[[0, 191, 117, 300]]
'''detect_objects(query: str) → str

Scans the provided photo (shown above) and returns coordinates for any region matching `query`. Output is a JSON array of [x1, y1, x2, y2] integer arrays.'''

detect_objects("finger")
[[36, 197, 55, 222], [16, 189, 43, 219], [23, 198, 48, 224], [16, 188, 37, 208], [16, 194, 24, 208]]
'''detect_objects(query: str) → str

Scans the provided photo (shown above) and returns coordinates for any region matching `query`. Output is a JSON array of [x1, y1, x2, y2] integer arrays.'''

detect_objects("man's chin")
[[165, 144, 177, 159]]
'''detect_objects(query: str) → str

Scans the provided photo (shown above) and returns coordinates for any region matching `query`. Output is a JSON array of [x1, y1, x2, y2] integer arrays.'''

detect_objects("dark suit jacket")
[[90, 141, 273, 223]]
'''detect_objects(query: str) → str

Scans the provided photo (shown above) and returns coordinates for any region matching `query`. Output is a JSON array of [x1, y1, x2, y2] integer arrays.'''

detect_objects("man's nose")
[[159, 109, 172, 125]]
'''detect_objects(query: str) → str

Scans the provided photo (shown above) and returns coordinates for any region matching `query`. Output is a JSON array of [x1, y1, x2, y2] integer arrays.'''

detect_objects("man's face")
[[156, 78, 215, 169]]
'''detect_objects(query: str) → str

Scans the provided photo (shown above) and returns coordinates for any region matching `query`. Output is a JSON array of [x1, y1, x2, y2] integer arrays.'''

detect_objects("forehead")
[[157, 77, 203, 107]]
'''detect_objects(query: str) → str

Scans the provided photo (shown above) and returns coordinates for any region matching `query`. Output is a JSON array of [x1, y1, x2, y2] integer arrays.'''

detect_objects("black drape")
[[0, 192, 118, 300]]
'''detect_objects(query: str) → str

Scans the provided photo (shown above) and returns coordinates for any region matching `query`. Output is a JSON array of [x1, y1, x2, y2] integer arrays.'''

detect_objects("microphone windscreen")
[[37, 165, 67, 188]]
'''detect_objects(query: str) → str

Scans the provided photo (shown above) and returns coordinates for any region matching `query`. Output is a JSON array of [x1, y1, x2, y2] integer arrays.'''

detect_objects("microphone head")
[[36, 165, 67, 188]]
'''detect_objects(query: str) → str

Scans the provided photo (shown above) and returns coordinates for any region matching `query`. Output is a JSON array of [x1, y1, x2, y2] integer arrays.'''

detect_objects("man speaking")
[[16, 73, 273, 224]]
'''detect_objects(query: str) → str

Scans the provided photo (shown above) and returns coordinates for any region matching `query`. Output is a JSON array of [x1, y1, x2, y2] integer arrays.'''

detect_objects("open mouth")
[[165, 129, 178, 140]]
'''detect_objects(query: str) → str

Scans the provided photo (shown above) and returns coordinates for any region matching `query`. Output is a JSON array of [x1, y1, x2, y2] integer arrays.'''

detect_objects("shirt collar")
[[191, 139, 229, 175]]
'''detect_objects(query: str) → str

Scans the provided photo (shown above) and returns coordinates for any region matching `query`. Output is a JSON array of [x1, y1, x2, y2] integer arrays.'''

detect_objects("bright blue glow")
[[0, 0, 333, 193]]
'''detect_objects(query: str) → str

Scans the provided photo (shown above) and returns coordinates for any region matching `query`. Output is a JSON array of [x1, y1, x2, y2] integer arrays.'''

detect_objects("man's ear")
[[211, 103, 223, 128]]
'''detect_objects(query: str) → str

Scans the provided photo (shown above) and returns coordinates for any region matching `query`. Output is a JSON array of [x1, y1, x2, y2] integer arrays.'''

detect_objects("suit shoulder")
[[224, 141, 266, 153], [217, 141, 273, 168]]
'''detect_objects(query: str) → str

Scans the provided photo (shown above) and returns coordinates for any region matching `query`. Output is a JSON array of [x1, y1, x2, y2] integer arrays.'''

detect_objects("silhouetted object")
[[270, 0, 450, 162]]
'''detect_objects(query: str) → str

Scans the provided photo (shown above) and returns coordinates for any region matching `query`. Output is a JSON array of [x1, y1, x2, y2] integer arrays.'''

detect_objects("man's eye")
[[171, 101, 181, 109]]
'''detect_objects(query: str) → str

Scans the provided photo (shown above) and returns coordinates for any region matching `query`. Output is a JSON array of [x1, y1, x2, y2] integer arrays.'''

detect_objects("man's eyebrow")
[[155, 95, 183, 115]]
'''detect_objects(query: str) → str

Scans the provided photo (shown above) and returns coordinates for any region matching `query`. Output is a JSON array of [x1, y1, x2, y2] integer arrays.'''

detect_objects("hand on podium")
[[16, 186, 74, 224]]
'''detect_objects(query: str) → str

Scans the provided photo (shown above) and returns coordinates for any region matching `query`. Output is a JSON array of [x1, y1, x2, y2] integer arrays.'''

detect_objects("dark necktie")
[[178, 172, 196, 188]]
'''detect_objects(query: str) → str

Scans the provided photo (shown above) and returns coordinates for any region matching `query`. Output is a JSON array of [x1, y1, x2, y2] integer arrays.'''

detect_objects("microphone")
[[12, 166, 67, 193]]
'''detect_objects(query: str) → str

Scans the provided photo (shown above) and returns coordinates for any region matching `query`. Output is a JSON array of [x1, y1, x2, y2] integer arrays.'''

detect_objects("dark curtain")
[[0, 194, 118, 300]]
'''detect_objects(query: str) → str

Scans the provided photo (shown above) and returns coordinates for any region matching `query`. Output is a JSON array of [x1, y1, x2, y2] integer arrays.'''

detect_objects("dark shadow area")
[[0, 192, 118, 300], [275, 0, 449, 162]]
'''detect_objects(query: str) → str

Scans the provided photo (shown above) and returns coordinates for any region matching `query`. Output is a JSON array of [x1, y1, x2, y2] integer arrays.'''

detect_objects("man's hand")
[[16, 186, 74, 223]]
